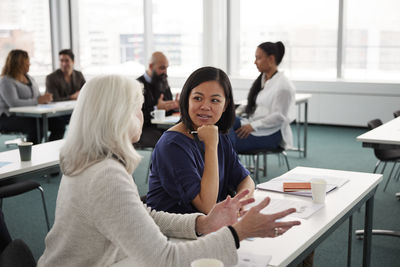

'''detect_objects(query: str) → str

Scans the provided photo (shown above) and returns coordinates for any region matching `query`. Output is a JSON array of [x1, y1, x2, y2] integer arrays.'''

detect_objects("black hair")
[[179, 66, 235, 134], [245, 41, 285, 116], [59, 49, 75, 61]]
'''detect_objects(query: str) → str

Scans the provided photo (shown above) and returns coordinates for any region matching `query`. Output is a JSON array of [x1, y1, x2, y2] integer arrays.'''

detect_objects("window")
[[343, 0, 400, 81], [238, 0, 338, 80], [152, 0, 203, 77], [0, 0, 52, 76], [77, 0, 144, 76]]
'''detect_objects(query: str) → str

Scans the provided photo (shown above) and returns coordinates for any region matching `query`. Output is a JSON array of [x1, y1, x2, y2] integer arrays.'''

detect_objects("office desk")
[[9, 101, 76, 143], [240, 167, 381, 267], [0, 140, 63, 181], [235, 93, 312, 158], [356, 117, 400, 237], [357, 116, 400, 148]]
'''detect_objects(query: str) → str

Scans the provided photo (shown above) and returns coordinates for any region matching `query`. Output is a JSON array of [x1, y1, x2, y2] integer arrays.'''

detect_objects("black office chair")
[[0, 180, 50, 231], [367, 119, 400, 192], [0, 239, 36, 267], [239, 147, 290, 184]]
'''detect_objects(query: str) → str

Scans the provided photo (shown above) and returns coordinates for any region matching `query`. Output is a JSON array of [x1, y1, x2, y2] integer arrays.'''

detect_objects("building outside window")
[[0, 0, 52, 76]]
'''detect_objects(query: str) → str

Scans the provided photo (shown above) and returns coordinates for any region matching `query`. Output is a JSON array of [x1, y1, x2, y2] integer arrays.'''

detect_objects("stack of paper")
[[256, 172, 349, 197]]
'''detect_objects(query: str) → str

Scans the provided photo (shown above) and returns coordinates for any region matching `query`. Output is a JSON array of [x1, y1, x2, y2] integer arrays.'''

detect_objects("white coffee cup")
[[191, 258, 224, 267], [150, 109, 166, 121], [311, 178, 327, 204]]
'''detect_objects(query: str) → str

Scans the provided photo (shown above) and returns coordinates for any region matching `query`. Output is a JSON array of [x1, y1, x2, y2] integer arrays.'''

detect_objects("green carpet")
[[1, 125, 399, 266]]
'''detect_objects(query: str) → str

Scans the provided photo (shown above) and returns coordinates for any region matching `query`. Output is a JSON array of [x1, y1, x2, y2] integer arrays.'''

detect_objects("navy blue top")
[[146, 131, 250, 214]]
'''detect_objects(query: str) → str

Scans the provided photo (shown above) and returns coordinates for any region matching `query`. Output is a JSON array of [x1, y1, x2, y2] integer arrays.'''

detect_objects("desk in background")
[[9, 101, 76, 143], [0, 140, 63, 181], [356, 116, 400, 237]]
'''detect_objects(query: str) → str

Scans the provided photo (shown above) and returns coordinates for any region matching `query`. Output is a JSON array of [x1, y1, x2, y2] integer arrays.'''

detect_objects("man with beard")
[[136, 52, 179, 147]]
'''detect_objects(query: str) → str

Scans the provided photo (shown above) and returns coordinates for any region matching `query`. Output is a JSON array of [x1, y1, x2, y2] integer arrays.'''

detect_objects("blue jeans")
[[228, 117, 282, 153]]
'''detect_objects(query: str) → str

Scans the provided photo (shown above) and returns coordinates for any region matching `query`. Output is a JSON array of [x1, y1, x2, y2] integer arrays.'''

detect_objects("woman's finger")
[[252, 197, 271, 212], [233, 189, 250, 202], [271, 208, 298, 220]]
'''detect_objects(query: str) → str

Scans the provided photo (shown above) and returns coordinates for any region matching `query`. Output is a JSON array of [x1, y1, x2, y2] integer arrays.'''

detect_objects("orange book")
[[283, 182, 311, 192]]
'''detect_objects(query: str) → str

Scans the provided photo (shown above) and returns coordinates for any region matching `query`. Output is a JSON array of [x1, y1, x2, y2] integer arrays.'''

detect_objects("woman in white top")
[[229, 41, 296, 152], [38, 75, 300, 267]]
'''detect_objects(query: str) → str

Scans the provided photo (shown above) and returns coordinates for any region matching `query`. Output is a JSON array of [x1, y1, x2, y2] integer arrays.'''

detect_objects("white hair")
[[60, 75, 144, 176]]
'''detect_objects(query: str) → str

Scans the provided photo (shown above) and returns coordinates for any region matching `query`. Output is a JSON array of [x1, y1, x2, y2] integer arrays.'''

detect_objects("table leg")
[[303, 101, 308, 158], [42, 114, 49, 142], [35, 118, 41, 144], [347, 215, 352, 267], [297, 104, 301, 157], [363, 195, 374, 267]]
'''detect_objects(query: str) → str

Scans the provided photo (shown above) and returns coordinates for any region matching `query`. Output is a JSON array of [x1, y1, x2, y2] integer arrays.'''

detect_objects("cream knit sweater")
[[38, 159, 237, 267]]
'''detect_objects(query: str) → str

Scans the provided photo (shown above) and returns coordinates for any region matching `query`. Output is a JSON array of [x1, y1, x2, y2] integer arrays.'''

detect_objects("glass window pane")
[[78, 0, 144, 76], [152, 0, 203, 77], [343, 0, 400, 81], [239, 0, 338, 79], [0, 0, 52, 76]]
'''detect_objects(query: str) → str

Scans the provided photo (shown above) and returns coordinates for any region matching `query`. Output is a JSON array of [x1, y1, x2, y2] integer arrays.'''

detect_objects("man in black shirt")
[[136, 52, 179, 147]]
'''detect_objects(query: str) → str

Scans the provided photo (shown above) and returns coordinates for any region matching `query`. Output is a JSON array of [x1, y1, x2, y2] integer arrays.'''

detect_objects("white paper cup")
[[18, 142, 33, 161], [311, 178, 327, 204], [150, 109, 166, 121], [191, 258, 224, 267]]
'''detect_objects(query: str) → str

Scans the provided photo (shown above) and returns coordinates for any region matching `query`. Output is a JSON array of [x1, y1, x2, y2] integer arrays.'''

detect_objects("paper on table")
[[0, 162, 12, 168], [274, 172, 349, 187], [246, 197, 324, 219], [235, 251, 271, 267], [256, 180, 336, 197]]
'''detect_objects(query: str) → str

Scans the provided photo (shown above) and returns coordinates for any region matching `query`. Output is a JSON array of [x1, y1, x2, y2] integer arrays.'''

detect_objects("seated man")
[[136, 51, 179, 147], [45, 49, 86, 140]]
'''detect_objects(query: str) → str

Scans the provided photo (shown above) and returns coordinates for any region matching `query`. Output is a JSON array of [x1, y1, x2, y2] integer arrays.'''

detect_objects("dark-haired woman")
[[229, 41, 296, 153], [147, 67, 255, 215], [0, 49, 66, 143]]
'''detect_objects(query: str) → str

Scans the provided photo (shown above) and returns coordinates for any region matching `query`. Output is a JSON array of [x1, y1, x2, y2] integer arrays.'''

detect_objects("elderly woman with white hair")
[[38, 75, 300, 267]]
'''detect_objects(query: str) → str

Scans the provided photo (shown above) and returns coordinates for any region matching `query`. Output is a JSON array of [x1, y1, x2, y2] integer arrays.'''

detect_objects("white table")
[[240, 167, 381, 267], [0, 140, 63, 181], [356, 117, 400, 237], [357, 116, 400, 148], [9, 101, 76, 143]]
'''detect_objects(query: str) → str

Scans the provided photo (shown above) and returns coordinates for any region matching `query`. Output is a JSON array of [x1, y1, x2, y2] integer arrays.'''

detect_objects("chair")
[[393, 110, 400, 118], [367, 119, 400, 192], [0, 180, 50, 231], [0, 239, 36, 267], [239, 147, 290, 184], [133, 143, 154, 183]]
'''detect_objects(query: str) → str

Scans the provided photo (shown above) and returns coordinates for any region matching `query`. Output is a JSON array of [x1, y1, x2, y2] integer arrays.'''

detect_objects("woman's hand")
[[235, 124, 254, 139], [195, 189, 254, 235], [197, 125, 219, 149], [38, 93, 53, 104], [233, 197, 301, 240]]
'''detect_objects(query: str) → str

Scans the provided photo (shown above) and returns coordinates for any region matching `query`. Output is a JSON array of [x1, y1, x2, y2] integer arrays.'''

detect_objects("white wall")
[[169, 77, 400, 127]]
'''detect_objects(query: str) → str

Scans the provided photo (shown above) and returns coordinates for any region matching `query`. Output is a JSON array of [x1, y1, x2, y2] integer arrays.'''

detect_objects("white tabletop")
[[9, 100, 76, 115], [151, 115, 180, 125], [238, 166, 381, 267], [0, 140, 64, 180], [356, 116, 400, 145]]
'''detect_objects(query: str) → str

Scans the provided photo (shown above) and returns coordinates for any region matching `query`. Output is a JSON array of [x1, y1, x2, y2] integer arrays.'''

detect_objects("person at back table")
[[147, 67, 255, 215], [45, 49, 85, 140], [46, 49, 85, 102], [0, 49, 55, 144], [37, 74, 300, 267], [136, 51, 179, 147], [229, 41, 296, 153]]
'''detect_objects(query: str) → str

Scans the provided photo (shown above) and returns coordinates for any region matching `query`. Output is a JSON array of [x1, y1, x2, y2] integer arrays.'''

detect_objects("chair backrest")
[[394, 110, 400, 118], [367, 119, 382, 130], [0, 239, 36, 267]]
